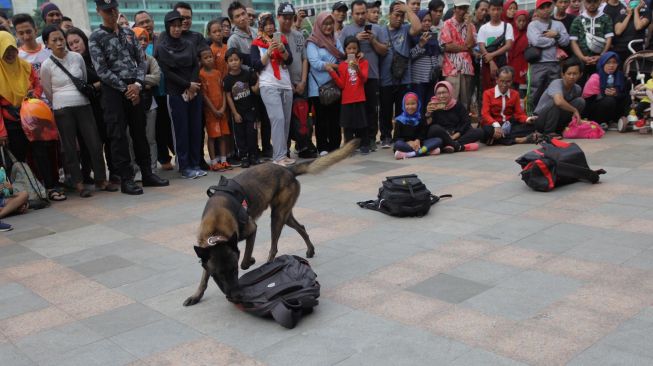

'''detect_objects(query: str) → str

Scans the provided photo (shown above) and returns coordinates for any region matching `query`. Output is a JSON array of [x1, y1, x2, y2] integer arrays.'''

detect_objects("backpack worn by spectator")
[[516, 138, 606, 192], [234, 255, 320, 329], [0, 148, 49, 209], [357, 174, 451, 217]]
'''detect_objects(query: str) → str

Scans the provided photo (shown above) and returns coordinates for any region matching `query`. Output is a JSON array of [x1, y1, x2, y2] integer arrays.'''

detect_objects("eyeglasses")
[[497, 79, 512, 84], [181, 16, 192, 20]]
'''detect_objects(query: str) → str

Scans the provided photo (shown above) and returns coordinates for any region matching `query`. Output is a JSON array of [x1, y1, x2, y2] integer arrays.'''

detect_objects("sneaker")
[[464, 143, 479, 151], [298, 149, 318, 159], [0, 221, 12, 232], [369, 140, 377, 152], [381, 138, 392, 149], [210, 162, 226, 172], [319, 150, 328, 156], [181, 169, 198, 179], [430, 148, 441, 155], [241, 157, 251, 168], [222, 161, 233, 170], [227, 156, 242, 167], [273, 159, 289, 167], [442, 146, 455, 153], [283, 157, 296, 165], [394, 150, 410, 160], [261, 149, 273, 160], [194, 169, 208, 177], [360, 145, 370, 155]]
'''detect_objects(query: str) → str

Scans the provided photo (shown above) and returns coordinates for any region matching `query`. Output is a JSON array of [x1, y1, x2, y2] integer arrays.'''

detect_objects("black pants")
[[233, 114, 259, 158], [81, 96, 113, 180], [5, 122, 57, 189], [311, 97, 341, 152], [364, 78, 380, 142], [101, 85, 152, 180], [481, 122, 535, 145], [427, 124, 484, 151], [343, 127, 369, 148], [255, 95, 272, 153], [583, 95, 630, 124], [380, 84, 409, 142], [154, 95, 175, 164]]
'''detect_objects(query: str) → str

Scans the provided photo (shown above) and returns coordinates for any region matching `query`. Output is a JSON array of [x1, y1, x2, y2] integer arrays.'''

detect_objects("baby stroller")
[[622, 39, 653, 134]]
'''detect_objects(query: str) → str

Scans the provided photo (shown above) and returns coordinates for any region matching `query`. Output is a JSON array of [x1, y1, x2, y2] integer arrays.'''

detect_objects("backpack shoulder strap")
[[356, 199, 392, 215], [556, 161, 606, 183], [430, 194, 452, 206]]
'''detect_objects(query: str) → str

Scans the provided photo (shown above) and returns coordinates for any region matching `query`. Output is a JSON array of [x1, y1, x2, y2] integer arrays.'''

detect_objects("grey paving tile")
[[69, 255, 134, 277], [614, 193, 653, 208], [0, 282, 32, 300], [445, 260, 524, 286], [53, 238, 178, 268], [497, 270, 582, 299], [115, 264, 200, 301], [599, 317, 653, 358], [467, 217, 555, 244], [0, 243, 30, 257], [461, 287, 551, 320], [450, 349, 528, 366], [621, 249, 653, 270], [0, 250, 45, 269], [0, 291, 49, 320], [14, 323, 103, 363], [21, 224, 131, 258], [38, 339, 136, 366], [563, 242, 643, 265], [408, 274, 493, 304], [81, 303, 165, 338], [109, 318, 201, 358], [5, 227, 55, 242], [568, 344, 653, 366], [0, 344, 36, 366], [90, 264, 159, 288]]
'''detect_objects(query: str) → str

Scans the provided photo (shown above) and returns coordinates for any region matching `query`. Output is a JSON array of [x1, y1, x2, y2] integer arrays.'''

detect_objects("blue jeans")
[[394, 137, 442, 155]]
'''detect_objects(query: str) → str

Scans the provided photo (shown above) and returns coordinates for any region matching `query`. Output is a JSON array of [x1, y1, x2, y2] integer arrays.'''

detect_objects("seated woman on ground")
[[0, 181, 28, 220], [532, 57, 585, 138], [581, 52, 630, 130], [425, 81, 483, 152], [481, 66, 539, 145], [394, 92, 443, 160]]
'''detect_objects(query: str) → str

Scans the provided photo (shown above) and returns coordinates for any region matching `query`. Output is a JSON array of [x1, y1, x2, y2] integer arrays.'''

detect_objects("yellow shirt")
[[641, 79, 653, 103]]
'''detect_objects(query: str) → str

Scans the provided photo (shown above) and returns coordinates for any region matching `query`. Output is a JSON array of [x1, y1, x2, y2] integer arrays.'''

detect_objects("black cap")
[[332, 1, 348, 11], [277, 2, 296, 15], [164, 10, 183, 24], [95, 0, 119, 10], [367, 1, 381, 8]]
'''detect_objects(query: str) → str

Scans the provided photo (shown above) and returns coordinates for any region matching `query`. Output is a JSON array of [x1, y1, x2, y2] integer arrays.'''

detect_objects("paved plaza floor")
[[1, 132, 653, 365]]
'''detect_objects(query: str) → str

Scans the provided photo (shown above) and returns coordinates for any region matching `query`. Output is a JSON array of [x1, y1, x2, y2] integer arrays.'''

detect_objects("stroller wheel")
[[618, 117, 629, 133]]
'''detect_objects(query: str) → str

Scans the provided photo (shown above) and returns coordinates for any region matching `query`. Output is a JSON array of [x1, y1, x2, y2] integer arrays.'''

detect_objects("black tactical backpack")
[[234, 255, 320, 329], [357, 174, 451, 217]]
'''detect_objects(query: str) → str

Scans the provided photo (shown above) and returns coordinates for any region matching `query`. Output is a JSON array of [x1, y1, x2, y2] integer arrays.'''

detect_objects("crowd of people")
[[0, 0, 649, 231]]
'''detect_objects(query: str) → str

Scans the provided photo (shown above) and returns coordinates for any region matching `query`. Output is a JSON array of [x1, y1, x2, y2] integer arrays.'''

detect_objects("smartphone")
[[364, 24, 372, 32], [305, 8, 316, 17], [430, 31, 438, 38], [630, 0, 640, 8], [273, 32, 282, 42], [347, 53, 355, 62]]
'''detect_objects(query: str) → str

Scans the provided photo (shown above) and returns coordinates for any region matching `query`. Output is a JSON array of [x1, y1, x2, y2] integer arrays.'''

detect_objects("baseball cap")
[[277, 2, 296, 15], [367, 1, 381, 8], [453, 0, 471, 7], [95, 0, 118, 10], [332, 1, 349, 11], [536, 0, 553, 8]]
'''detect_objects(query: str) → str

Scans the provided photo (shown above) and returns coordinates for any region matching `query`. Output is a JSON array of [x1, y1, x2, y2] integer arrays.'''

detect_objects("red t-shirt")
[[328, 59, 368, 105]]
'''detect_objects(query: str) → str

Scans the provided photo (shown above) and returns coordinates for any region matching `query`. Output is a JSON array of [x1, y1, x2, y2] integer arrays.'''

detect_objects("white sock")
[[405, 151, 416, 158], [211, 158, 219, 165], [220, 156, 227, 163]]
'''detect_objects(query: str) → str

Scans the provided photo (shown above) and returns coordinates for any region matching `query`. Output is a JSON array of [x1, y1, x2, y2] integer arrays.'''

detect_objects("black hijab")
[[156, 10, 194, 68]]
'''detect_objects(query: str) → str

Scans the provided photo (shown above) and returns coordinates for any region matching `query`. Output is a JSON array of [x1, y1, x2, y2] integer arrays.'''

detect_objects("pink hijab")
[[307, 11, 344, 60], [434, 81, 457, 110]]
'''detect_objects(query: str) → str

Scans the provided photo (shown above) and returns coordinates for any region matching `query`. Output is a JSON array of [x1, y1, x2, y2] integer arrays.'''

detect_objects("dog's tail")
[[290, 139, 360, 176]]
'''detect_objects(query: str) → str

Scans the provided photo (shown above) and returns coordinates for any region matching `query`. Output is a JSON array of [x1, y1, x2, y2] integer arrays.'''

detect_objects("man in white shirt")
[[477, 0, 514, 92], [13, 14, 50, 73]]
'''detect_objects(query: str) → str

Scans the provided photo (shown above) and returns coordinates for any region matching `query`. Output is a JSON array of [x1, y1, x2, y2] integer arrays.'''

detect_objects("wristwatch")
[[134, 82, 143, 90], [492, 122, 501, 128]]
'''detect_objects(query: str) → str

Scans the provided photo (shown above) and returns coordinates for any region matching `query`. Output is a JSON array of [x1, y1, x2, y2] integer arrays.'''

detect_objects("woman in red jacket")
[[327, 36, 369, 154], [509, 10, 529, 92]]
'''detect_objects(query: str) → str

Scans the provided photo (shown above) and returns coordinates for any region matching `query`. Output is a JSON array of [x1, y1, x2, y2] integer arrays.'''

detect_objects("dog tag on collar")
[[207, 235, 228, 246]]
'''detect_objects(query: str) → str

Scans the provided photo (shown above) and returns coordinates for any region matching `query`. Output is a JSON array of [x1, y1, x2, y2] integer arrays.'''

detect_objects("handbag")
[[562, 116, 605, 139], [20, 98, 59, 142], [49, 55, 97, 99], [484, 22, 507, 53], [429, 55, 442, 83], [0, 147, 49, 209], [388, 28, 409, 80], [310, 71, 341, 106], [524, 21, 552, 64]]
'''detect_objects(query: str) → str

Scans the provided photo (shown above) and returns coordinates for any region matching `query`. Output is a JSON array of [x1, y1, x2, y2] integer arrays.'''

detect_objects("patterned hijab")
[[307, 12, 344, 60], [434, 81, 457, 111]]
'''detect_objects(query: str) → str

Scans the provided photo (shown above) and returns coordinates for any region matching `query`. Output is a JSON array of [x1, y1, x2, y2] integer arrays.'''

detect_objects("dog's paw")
[[183, 296, 201, 306], [306, 248, 315, 258], [241, 257, 256, 270]]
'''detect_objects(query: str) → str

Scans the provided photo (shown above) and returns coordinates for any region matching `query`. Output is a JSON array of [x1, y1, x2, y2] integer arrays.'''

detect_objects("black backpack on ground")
[[357, 174, 451, 217], [234, 255, 320, 329], [516, 139, 606, 192]]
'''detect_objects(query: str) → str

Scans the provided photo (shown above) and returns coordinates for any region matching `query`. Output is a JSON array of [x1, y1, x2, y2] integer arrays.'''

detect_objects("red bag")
[[20, 98, 59, 142], [562, 116, 605, 139]]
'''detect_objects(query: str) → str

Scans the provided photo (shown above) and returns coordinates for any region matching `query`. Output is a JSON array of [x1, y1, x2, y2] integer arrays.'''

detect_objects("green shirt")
[[569, 11, 614, 56]]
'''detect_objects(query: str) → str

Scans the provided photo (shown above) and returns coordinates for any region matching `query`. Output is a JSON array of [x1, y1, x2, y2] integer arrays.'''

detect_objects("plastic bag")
[[20, 98, 59, 142], [563, 117, 605, 139]]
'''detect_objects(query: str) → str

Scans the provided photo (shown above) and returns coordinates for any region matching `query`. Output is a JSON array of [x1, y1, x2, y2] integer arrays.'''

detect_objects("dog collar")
[[207, 235, 229, 245]]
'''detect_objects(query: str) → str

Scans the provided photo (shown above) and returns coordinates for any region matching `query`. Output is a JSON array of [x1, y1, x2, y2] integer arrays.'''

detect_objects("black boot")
[[121, 179, 143, 195], [142, 173, 169, 187]]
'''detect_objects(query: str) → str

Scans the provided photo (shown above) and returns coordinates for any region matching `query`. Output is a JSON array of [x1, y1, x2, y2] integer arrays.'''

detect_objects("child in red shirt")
[[328, 37, 370, 153]]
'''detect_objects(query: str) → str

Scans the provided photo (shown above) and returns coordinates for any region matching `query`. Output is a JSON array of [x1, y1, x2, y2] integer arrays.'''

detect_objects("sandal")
[[524, 132, 541, 144], [48, 190, 67, 201], [96, 182, 119, 192]]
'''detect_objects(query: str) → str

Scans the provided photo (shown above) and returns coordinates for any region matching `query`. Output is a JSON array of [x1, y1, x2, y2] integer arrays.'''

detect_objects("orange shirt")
[[211, 43, 228, 77], [199, 68, 225, 111]]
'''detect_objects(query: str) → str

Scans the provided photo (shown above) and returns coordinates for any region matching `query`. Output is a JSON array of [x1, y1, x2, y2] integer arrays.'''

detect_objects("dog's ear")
[[194, 246, 211, 261]]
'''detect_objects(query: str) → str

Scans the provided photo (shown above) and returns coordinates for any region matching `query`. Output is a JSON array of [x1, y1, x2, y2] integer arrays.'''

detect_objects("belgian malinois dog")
[[184, 139, 359, 306]]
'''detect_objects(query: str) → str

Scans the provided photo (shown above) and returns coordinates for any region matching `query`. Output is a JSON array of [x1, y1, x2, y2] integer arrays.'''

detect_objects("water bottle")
[[501, 121, 512, 135], [607, 74, 615, 89]]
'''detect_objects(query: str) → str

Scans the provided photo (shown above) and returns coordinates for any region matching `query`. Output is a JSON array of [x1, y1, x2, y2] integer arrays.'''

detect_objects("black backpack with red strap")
[[516, 139, 606, 192]]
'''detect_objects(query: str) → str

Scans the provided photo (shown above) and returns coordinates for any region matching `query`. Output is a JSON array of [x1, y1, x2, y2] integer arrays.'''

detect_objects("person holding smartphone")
[[251, 14, 295, 167], [613, 0, 650, 64]]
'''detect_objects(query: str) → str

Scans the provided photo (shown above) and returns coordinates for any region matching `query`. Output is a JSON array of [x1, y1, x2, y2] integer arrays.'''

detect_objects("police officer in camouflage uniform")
[[89, 0, 169, 195]]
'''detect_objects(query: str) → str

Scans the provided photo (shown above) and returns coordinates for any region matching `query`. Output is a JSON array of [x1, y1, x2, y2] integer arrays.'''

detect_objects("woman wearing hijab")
[[410, 9, 441, 114], [0, 31, 64, 201], [307, 11, 344, 157], [582, 52, 630, 129], [501, 0, 518, 24], [393, 92, 443, 159], [426, 81, 483, 152], [509, 10, 530, 90], [251, 14, 294, 167], [155, 10, 203, 179]]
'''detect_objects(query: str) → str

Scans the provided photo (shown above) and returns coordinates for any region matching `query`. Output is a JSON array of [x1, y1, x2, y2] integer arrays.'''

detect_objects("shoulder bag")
[[524, 21, 552, 64], [387, 28, 410, 80], [310, 70, 341, 106], [49, 55, 97, 99]]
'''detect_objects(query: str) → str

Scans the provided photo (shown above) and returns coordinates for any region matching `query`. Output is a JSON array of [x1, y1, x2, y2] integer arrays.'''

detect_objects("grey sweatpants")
[[260, 86, 293, 161], [535, 98, 585, 134], [529, 62, 560, 112], [54, 104, 107, 184]]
